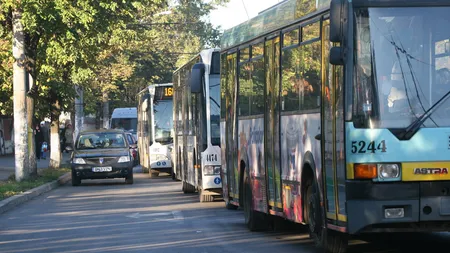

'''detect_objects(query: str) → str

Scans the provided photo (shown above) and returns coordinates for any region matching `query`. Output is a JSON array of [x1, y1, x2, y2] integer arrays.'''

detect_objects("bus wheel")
[[182, 181, 195, 194], [149, 170, 159, 178], [171, 168, 176, 181], [225, 199, 238, 210], [306, 180, 348, 253], [199, 189, 214, 202], [243, 175, 268, 231]]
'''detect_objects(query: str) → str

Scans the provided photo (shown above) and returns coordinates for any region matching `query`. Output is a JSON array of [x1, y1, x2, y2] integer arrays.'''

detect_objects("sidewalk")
[[0, 152, 71, 181]]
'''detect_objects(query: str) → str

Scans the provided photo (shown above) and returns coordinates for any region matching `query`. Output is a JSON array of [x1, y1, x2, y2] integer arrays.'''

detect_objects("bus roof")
[[173, 48, 220, 75], [220, 0, 331, 50], [111, 108, 137, 119]]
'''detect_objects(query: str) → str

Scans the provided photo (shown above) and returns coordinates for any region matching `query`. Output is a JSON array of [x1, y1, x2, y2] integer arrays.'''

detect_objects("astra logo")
[[414, 168, 448, 175]]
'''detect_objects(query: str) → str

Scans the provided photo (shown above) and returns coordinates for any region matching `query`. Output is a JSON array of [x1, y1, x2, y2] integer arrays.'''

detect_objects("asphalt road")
[[0, 168, 450, 253]]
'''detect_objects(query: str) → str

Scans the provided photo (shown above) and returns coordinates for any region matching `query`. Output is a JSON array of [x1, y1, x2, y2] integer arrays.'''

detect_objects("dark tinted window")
[[211, 52, 220, 74]]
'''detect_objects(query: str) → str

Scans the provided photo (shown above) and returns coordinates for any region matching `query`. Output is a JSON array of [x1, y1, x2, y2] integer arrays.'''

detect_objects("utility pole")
[[27, 73, 37, 176], [74, 85, 84, 141], [102, 91, 109, 129], [12, 9, 29, 181]]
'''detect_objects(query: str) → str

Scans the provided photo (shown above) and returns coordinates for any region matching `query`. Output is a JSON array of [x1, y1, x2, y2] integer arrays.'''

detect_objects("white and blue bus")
[[137, 83, 174, 177], [172, 49, 222, 202]]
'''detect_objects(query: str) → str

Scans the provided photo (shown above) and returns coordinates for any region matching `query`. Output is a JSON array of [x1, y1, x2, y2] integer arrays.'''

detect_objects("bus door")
[[265, 37, 283, 211], [225, 53, 239, 201], [322, 20, 346, 224]]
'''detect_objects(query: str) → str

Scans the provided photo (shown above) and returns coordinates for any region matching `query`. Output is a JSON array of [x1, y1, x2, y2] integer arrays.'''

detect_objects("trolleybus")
[[220, 0, 450, 252], [137, 83, 174, 177], [173, 48, 222, 202]]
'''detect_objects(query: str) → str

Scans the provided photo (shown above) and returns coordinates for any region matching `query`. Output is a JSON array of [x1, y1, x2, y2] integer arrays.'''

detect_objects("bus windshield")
[[153, 87, 174, 145], [354, 7, 450, 129], [210, 75, 221, 146]]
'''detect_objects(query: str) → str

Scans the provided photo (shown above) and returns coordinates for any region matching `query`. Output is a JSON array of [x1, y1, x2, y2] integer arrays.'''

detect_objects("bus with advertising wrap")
[[220, 0, 450, 252], [137, 83, 174, 177], [173, 49, 222, 202]]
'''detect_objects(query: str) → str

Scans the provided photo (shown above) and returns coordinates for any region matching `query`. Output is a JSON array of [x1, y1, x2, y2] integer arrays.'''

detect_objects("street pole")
[[102, 91, 109, 129], [12, 9, 29, 181], [74, 85, 84, 141]]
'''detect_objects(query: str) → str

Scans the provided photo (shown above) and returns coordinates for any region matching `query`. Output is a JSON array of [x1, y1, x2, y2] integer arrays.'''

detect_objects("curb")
[[0, 172, 71, 215]]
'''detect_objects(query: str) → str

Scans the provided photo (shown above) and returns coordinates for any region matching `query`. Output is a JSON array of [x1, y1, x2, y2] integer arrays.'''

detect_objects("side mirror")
[[330, 0, 348, 43], [189, 63, 205, 93], [330, 47, 344, 65], [65, 146, 73, 152], [130, 144, 137, 149]]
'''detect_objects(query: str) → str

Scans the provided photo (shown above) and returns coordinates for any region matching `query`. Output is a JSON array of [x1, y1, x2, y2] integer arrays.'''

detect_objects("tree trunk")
[[74, 85, 84, 140], [49, 99, 61, 169], [102, 91, 109, 129], [27, 73, 37, 176], [12, 9, 30, 181]]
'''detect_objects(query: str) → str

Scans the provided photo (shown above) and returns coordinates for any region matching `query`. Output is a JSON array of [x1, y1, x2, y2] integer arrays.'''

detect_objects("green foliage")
[[0, 0, 229, 118], [0, 34, 12, 116]]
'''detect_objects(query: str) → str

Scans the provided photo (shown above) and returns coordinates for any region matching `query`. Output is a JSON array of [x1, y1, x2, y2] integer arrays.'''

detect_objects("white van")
[[110, 108, 137, 138]]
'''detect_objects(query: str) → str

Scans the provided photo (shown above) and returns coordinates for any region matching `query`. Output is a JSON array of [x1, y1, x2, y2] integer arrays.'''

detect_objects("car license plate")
[[92, 167, 112, 172]]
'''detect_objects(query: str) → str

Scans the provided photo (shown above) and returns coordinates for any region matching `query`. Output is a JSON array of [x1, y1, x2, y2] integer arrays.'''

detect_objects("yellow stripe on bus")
[[347, 162, 450, 181], [347, 163, 354, 179], [402, 162, 450, 181]]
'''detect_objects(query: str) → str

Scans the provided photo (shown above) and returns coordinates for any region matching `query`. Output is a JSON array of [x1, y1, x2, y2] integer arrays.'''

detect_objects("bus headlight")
[[204, 165, 221, 175], [377, 164, 400, 179]]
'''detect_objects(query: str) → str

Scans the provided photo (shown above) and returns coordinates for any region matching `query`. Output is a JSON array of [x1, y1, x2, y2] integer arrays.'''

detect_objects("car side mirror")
[[130, 144, 137, 149], [65, 146, 73, 152]]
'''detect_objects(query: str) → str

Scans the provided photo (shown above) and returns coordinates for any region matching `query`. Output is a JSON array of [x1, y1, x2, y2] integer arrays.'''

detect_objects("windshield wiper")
[[397, 90, 450, 140]]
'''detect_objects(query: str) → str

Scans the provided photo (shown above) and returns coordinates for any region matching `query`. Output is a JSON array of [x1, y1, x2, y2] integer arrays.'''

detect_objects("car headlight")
[[377, 164, 400, 179], [73, 158, 86, 164], [204, 165, 221, 175], [118, 156, 131, 163]]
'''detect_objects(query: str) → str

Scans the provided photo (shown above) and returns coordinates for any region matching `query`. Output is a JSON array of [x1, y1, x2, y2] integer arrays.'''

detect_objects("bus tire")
[[243, 175, 268, 231], [199, 189, 214, 202], [149, 171, 159, 178], [171, 168, 176, 181], [306, 179, 348, 253], [182, 181, 195, 194], [225, 199, 238, 210]]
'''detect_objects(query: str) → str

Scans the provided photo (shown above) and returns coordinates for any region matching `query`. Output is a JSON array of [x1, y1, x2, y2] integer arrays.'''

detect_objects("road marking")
[[126, 212, 172, 219], [126, 211, 184, 222], [171, 210, 184, 221]]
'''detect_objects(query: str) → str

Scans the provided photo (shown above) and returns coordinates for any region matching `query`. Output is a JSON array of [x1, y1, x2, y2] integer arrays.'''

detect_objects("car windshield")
[[77, 133, 127, 149], [354, 7, 450, 128]]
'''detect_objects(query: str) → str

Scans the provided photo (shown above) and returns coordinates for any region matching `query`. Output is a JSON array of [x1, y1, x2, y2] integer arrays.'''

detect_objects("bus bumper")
[[346, 181, 450, 234]]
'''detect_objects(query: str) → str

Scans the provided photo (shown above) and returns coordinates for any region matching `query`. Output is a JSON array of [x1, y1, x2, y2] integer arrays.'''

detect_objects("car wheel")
[[125, 172, 134, 184], [72, 170, 81, 186]]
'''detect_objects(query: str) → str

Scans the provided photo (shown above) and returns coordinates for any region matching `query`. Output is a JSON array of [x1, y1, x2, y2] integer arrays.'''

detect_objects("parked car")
[[125, 131, 139, 166], [68, 129, 134, 186]]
